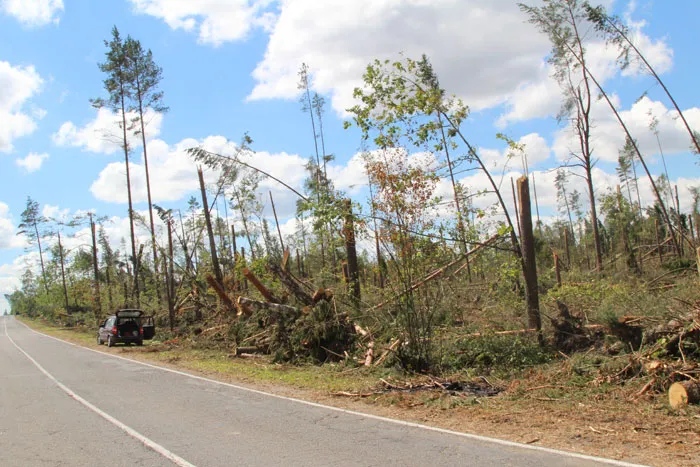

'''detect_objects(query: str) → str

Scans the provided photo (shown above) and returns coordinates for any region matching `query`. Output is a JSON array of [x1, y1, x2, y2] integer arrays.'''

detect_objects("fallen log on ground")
[[460, 325, 604, 340], [374, 338, 402, 367], [237, 297, 300, 318], [235, 345, 268, 356], [669, 380, 700, 409], [199, 324, 227, 335], [364, 341, 374, 366]]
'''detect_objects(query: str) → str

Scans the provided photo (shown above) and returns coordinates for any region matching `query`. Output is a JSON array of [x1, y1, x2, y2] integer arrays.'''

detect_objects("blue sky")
[[1, 0, 700, 314]]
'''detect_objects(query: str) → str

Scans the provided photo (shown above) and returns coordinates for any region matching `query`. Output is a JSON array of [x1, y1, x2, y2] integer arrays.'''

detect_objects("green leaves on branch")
[[347, 55, 470, 152]]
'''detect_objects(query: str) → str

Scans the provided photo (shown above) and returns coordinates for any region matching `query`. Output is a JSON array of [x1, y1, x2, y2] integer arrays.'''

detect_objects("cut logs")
[[668, 380, 700, 409]]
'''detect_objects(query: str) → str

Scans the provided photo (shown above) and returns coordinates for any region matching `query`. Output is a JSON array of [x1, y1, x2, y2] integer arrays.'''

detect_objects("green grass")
[[17, 316, 393, 394], [18, 317, 96, 346]]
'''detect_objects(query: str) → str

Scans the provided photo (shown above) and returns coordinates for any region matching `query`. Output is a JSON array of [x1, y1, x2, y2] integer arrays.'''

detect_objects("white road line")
[[3, 318, 196, 467], [14, 317, 648, 467]]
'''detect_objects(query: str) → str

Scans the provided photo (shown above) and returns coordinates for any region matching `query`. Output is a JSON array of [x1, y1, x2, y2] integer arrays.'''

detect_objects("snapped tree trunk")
[[517, 176, 542, 339]]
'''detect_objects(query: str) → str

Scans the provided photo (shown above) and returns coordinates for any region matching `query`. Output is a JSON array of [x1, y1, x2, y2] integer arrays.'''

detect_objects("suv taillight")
[[111, 326, 117, 335], [139, 327, 143, 335]]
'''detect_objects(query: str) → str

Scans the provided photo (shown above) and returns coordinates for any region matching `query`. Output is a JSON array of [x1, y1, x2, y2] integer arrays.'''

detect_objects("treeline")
[[7, 1, 700, 372]]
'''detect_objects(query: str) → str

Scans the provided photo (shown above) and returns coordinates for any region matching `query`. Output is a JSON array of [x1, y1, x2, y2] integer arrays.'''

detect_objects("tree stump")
[[669, 381, 700, 409]]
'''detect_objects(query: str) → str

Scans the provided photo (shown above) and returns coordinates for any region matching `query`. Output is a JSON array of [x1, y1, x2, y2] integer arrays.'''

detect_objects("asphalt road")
[[0, 316, 647, 467]]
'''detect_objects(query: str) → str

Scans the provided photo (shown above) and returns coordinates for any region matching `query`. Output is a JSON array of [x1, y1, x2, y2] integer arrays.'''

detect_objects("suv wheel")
[[107, 336, 114, 348], [136, 340, 143, 346]]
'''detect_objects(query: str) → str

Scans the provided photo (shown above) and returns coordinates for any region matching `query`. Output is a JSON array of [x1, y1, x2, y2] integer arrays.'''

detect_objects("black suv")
[[97, 309, 155, 347]]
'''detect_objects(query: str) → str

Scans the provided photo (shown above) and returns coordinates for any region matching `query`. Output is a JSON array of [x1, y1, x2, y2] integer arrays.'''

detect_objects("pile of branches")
[[593, 299, 700, 400], [208, 254, 358, 363]]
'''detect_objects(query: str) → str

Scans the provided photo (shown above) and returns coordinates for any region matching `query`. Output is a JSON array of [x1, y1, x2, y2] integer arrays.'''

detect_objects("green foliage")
[[443, 335, 553, 374], [289, 301, 356, 363], [661, 257, 694, 272]]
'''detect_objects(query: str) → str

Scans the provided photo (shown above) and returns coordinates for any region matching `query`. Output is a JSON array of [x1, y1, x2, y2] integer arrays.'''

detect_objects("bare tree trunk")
[[134, 72, 160, 306], [343, 199, 361, 311], [34, 221, 49, 295], [564, 228, 571, 268], [532, 171, 542, 235], [269, 191, 285, 253], [586, 165, 603, 271], [233, 188, 256, 261], [230, 224, 237, 257], [105, 260, 113, 311], [511, 177, 521, 239], [367, 173, 385, 288], [167, 217, 175, 331], [198, 166, 223, 284], [655, 219, 664, 264], [90, 214, 102, 319], [689, 215, 696, 245], [675, 185, 684, 257], [119, 90, 139, 307], [57, 231, 69, 310], [178, 210, 193, 275]]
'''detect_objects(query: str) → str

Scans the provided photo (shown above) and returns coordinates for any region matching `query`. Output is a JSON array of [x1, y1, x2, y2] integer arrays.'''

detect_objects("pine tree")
[[125, 36, 168, 304], [91, 26, 140, 306], [17, 197, 49, 295]]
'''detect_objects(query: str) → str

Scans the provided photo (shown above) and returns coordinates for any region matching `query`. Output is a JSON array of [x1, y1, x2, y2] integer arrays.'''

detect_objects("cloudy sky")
[[1, 0, 699, 314]]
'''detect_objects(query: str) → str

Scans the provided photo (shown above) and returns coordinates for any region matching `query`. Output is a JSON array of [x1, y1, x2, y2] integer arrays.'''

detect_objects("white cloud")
[[0, 202, 27, 250], [53, 108, 163, 154], [89, 135, 312, 223], [15, 152, 49, 173], [498, 9, 673, 127], [42, 204, 70, 222], [326, 152, 368, 195], [248, 0, 552, 115], [479, 132, 552, 173], [1, 0, 64, 27], [128, 0, 275, 46], [91, 136, 235, 204], [552, 96, 700, 164], [0, 256, 26, 301], [0, 61, 44, 152]]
